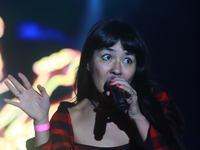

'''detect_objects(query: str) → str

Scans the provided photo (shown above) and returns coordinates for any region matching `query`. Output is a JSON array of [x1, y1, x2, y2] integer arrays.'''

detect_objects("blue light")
[[18, 22, 40, 40], [16, 21, 76, 47]]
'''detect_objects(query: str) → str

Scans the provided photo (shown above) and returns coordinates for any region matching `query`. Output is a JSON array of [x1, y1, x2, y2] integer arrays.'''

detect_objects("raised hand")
[[4, 73, 50, 124]]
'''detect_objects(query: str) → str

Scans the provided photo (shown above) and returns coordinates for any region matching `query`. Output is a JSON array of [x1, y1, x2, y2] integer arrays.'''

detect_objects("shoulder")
[[149, 81, 185, 133], [50, 102, 71, 123], [149, 80, 172, 103], [56, 99, 90, 112], [68, 98, 92, 111], [49, 101, 78, 124], [49, 102, 73, 134], [51, 100, 87, 121]]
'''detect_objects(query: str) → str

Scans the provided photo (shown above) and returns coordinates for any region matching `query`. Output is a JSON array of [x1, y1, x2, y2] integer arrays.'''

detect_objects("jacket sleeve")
[[137, 87, 185, 150], [153, 88, 185, 134]]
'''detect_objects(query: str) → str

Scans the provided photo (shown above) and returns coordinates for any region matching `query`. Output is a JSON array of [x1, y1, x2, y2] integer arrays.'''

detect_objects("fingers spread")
[[7, 75, 25, 94], [4, 80, 21, 97], [18, 73, 32, 89]]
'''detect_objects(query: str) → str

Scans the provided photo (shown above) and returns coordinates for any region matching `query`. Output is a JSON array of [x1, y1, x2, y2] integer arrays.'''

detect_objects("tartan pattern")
[[150, 126, 168, 150], [41, 105, 74, 150], [37, 90, 183, 150]]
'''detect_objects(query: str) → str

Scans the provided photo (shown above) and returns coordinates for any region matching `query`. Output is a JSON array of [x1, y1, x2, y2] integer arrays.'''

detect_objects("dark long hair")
[[74, 19, 184, 149]]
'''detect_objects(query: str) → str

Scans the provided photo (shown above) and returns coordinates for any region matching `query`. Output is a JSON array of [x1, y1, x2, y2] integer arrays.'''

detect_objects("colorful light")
[[0, 17, 5, 38], [0, 48, 81, 150]]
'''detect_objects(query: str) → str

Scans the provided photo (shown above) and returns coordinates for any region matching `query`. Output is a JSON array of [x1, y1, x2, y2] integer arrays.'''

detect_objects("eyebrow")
[[100, 47, 135, 56], [99, 47, 116, 52], [124, 51, 135, 56]]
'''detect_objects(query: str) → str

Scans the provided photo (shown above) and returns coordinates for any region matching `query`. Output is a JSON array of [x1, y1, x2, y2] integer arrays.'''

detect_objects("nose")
[[110, 61, 122, 76]]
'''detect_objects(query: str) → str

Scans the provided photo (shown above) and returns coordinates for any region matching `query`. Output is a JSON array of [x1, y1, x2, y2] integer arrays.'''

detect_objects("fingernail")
[[111, 78, 114, 81], [117, 83, 121, 86], [109, 81, 114, 84]]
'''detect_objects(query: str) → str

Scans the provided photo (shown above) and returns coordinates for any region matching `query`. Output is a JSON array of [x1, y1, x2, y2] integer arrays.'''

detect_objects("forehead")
[[98, 42, 135, 56]]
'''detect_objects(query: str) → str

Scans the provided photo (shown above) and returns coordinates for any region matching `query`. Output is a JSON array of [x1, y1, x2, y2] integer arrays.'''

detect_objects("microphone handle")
[[110, 85, 128, 112]]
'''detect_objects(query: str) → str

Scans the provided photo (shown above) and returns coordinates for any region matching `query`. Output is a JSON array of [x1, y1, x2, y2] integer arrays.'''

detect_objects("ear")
[[86, 63, 90, 71]]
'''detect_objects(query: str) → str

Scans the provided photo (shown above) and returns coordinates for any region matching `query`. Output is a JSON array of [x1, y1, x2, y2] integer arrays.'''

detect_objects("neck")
[[92, 95, 116, 112]]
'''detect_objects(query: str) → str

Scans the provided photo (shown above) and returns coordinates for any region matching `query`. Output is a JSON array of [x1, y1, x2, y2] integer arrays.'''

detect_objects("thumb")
[[37, 84, 48, 98]]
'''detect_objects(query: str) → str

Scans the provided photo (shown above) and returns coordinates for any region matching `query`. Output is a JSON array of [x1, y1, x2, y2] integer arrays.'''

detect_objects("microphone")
[[105, 75, 128, 112]]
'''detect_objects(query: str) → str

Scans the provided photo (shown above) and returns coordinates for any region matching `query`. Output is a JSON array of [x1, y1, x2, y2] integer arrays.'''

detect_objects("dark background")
[[0, 0, 199, 149]]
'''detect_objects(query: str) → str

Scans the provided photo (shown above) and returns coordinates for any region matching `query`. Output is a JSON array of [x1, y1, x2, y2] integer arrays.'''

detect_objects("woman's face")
[[88, 41, 137, 94]]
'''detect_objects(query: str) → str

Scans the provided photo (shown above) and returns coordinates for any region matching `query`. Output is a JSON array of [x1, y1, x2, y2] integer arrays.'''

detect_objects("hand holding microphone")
[[105, 75, 128, 112]]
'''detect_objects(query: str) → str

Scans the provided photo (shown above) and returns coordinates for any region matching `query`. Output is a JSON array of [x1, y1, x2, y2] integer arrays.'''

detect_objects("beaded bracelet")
[[34, 122, 50, 132]]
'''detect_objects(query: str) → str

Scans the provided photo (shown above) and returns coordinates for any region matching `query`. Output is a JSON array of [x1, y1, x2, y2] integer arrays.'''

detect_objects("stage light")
[[0, 17, 5, 38], [16, 21, 77, 46], [0, 48, 80, 150]]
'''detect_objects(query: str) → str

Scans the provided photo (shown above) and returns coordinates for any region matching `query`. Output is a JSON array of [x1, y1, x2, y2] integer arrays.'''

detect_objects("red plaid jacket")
[[27, 88, 185, 150]]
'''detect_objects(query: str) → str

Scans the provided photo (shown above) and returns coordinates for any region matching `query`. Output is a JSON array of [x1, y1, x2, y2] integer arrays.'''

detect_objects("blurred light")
[[32, 48, 80, 95], [0, 48, 80, 150], [16, 21, 77, 46], [78, 0, 102, 49], [0, 17, 5, 38], [18, 22, 40, 40], [0, 79, 9, 94], [16, 137, 26, 150], [0, 138, 13, 150], [5, 122, 24, 138], [0, 49, 4, 81], [0, 17, 5, 81], [0, 104, 21, 129], [90, 0, 101, 15]]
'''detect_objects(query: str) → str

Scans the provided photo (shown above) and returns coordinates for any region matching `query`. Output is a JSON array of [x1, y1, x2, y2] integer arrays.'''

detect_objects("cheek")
[[126, 65, 137, 82], [91, 63, 101, 77]]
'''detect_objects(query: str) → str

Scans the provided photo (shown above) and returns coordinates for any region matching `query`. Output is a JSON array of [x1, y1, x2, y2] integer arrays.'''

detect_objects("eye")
[[124, 58, 132, 64], [102, 54, 111, 60]]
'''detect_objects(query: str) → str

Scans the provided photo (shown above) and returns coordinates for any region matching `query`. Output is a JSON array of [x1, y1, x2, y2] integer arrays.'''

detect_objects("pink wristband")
[[34, 122, 50, 132]]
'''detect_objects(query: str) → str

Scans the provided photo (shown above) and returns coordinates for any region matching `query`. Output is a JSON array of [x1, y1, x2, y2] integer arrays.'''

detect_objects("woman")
[[4, 19, 185, 150]]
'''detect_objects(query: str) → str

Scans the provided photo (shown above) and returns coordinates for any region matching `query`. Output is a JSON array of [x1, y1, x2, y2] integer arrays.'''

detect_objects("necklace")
[[91, 99, 105, 111], [91, 99, 115, 113]]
